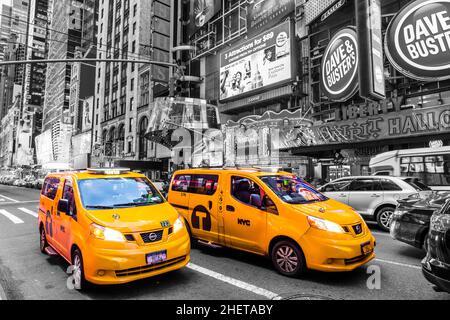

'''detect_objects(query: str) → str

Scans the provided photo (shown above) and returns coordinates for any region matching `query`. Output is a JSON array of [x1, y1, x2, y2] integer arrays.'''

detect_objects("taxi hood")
[[85, 202, 179, 233], [290, 199, 361, 225]]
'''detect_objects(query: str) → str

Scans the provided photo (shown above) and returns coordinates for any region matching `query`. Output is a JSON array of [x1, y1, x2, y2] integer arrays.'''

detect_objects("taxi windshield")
[[260, 175, 328, 205], [78, 178, 164, 210]]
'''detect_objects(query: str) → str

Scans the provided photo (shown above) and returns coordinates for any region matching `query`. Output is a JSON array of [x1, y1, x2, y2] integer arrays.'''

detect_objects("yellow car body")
[[38, 169, 190, 286], [168, 169, 375, 275]]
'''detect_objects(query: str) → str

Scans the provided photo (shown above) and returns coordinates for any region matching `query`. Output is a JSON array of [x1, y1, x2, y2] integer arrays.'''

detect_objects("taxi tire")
[[271, 240, 306, 277], [71, 248, 89, 291], [39, 226, 48, 254], [184, 218, 198, 248]]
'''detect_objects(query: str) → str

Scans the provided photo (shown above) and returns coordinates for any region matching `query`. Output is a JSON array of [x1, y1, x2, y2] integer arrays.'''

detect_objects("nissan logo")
[[149, 233, 158, 242]]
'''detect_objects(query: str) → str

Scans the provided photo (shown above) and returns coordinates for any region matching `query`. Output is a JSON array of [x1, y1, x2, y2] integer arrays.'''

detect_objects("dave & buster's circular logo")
[[385, 0, 450, 81], [321, 27, 359, 102]]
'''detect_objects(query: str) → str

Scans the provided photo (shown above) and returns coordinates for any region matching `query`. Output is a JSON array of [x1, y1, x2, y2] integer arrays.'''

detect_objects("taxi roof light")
[[87, 168, 131, 175]]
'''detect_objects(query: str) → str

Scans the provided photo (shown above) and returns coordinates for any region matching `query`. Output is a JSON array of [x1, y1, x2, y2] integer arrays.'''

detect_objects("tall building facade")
[[39, 0, 97, 167], [91, 0, 172, 175], [166, 0, 450, 186]]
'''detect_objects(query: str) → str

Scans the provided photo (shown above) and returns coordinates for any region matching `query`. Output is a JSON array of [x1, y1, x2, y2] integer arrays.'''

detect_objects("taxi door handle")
[[371, 194, 381, 198], [226, 205, 235, 212]]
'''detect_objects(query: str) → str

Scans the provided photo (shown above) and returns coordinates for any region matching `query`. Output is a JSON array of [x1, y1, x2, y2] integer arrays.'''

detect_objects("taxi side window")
[[190, 175, 219, 196], [231, 176, 263, 209], [172, 175, 191, 192], [62, 179, 77, 218], [41, 177, 60, 200]]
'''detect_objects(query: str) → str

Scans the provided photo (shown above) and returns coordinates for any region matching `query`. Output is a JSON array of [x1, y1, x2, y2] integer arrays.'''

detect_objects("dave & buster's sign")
[[385, 0, 450, 81], [321, 27, 359, 102]]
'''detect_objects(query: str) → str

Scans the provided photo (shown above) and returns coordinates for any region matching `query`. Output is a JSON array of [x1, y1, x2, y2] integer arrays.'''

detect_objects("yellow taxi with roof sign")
[[38, 168, 190, 289]]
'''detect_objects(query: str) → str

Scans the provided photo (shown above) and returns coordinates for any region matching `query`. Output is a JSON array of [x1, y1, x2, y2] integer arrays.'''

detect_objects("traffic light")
[[169, 77, 186, 97]]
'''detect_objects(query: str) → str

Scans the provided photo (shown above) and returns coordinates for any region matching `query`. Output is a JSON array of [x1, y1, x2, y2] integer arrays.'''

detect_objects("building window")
[[139, 117, 148, 160], [129, 117, 133, 132]]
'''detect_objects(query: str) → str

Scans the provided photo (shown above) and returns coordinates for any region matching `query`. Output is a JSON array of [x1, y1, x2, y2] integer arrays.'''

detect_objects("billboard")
[[219, 22, 293, 101], [189, 0, 221, 36], [320, 27, 359, 102], [246, 0, 295, 37], [385, 0, 450, 81]]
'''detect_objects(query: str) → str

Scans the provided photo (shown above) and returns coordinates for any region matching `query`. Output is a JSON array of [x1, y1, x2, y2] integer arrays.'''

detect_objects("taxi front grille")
[[115, 256, 187, 278], [141, 230, 164, 243]]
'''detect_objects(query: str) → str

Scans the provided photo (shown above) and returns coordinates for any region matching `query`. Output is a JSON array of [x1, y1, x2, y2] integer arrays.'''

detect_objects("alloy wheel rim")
[[40, 229, 45, 251], [380, 210, 394, 229], [276, 245, 298, 273], [73, 255, 82, 288]]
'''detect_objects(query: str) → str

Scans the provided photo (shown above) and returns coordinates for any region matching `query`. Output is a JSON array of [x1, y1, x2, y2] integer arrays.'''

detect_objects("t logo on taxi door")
[[238, 218, 251, 227], [191, 205, 212, 231]]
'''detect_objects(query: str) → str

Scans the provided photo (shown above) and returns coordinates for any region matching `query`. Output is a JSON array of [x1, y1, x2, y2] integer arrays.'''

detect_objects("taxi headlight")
[[307, 216, 345, 233], [90, 223, 125, 242], [173, 216, 185, 233]]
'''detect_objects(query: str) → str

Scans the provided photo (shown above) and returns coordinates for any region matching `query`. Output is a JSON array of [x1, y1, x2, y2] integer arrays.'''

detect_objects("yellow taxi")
[[38, 168, 190, 289], [167, 168, 375, 277]]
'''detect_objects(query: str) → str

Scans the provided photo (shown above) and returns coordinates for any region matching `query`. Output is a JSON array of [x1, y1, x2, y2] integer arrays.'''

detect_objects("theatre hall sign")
[[313, 105, 450, 145], [385, 0, 450, 81]]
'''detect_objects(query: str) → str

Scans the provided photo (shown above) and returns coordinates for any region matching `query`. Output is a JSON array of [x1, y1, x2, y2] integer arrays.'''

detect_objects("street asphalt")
[[0, 184, 448, 300]]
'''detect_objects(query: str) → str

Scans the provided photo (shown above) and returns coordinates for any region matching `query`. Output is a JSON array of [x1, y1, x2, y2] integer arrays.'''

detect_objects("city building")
[[68, 0, 99, 169], [291, 0, 450, 181], [91, 0, 173, 177], [161, 0, 450, 184], [38, 0, 97, 168]]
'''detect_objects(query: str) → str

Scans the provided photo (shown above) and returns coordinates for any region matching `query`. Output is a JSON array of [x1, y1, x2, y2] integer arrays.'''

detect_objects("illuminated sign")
[[219, 22, 293, 102], [385, 0, 450, 81], [356, 0, 386, 101], [320, 27, 359, 102], [247, 0, 295, 37]]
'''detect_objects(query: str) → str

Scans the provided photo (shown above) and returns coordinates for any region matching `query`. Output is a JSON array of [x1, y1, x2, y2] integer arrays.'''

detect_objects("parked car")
[[319, 176, 432, 231], [391, 192, 450, 250], [422, 199, 450, 293]]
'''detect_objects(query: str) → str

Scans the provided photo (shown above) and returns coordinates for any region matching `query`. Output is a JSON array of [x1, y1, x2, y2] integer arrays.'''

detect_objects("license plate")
[[361, 242, 373, 255], [146, 250, 167, 266]]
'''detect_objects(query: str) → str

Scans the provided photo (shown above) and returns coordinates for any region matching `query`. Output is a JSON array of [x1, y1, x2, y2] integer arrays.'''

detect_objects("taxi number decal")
[[191, 205, 212, 231]]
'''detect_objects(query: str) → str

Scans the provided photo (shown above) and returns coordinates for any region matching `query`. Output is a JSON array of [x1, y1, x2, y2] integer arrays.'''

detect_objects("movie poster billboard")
[[189, 0, 221, 36], [219, 22, 293, 102], [246, 0, 295, 37]]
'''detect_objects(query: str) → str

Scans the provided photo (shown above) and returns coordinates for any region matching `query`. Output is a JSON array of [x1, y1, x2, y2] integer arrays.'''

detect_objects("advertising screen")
[[246, 0, 295, 37], [219, 22, 292, 102], [189, 0, 222, 36]]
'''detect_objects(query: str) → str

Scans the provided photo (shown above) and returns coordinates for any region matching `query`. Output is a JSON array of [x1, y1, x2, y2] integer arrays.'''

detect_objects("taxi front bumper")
[[83, 233, 190, 285], [300, 229, 376, 272]]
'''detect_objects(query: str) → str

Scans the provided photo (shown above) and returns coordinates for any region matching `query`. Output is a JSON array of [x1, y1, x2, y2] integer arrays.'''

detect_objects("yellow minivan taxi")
[[38, 168, 190, 289], [168, 168, 376, 277]]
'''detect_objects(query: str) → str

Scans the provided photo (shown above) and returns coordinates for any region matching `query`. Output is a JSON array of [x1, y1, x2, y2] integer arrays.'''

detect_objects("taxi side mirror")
[[58, 199, 70, 215], [262, 196, 278, 215]]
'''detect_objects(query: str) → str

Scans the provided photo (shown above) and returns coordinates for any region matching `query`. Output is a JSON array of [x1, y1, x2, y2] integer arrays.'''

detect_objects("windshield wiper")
[[113, 202, 159, 207], [86, 205, 115, 210]]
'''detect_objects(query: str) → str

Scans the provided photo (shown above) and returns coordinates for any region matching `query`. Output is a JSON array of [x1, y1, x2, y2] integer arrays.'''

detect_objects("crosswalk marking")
[[18, 207, 38, 218], [0, 194, 19, 203], [0, 209, 24, 224]]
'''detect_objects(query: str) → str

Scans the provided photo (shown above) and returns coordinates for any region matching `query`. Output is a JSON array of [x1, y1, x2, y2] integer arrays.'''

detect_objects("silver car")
[[319, 176, 432, 231]]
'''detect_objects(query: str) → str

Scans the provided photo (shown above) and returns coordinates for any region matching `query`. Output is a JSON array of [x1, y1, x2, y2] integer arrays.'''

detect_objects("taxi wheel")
[[376, 207, 394, 232], [71, 249, 88, 291], [271, 241, 306, 277], [39, 226, 48, 254], [184, 219, 198, 248]]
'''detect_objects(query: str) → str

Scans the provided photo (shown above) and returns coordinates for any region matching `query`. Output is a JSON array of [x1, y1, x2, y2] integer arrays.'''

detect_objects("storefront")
[[292, 0, 450, 181]]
